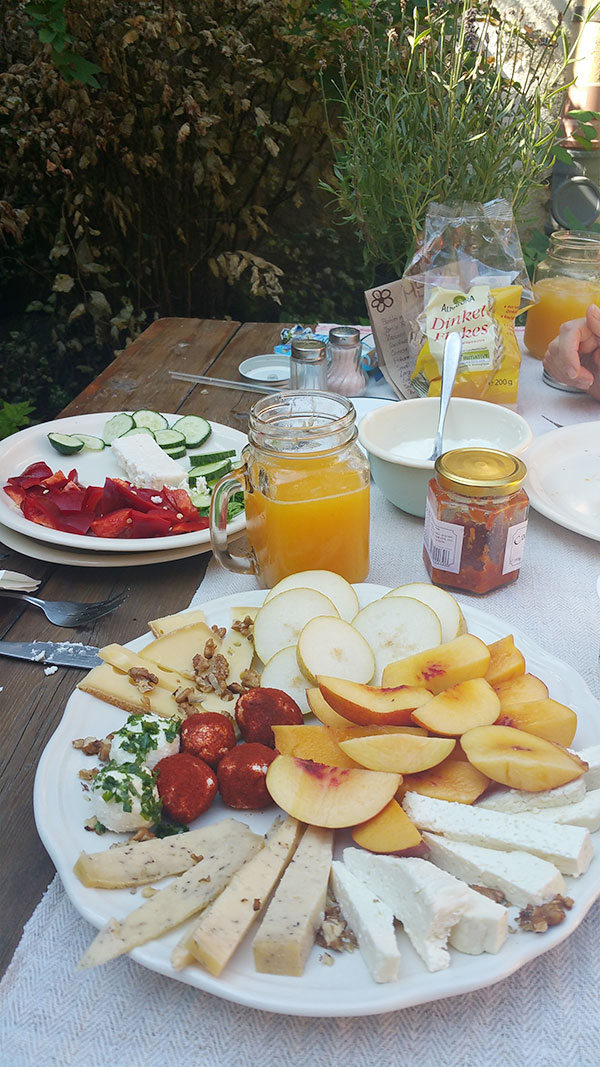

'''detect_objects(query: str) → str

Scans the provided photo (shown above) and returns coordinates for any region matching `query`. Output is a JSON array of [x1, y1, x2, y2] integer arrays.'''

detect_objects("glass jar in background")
[[289, 338, 328, 390], [326, 326, 368, 396], [210, 391, 370, 588], [523, 230, 600, 359], [423, 448, 529, 594]]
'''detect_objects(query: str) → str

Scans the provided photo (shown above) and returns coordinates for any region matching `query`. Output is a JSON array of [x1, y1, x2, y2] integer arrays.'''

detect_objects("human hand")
[[543, 303, 600, 401]]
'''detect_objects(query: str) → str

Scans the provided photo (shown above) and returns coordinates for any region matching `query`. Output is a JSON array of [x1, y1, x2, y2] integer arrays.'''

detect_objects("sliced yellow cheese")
[[229, 606, 258, 624], [252, 824, 333, 977], [220, 629, 254, 682], [189, 815, 302, 976], [73, 818, 250, 889], [149, 607, 207, 637], [77, 663, 183, 719], [140, 622, 219, 678], [99, 643, 187, 692], [78, 824, 263, 970]]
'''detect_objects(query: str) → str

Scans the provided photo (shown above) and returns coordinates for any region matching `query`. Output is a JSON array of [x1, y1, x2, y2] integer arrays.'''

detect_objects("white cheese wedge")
[[575, 745, 600, 790], [519, 789, 600, 833], [188, 816, 302, 976], [422, 832, 566, 909], [343, 848, 470, 973], [252, 824, 333, 976], [73, 818, 254, 889], [78, 824, 263, 969], [477, 778, 586, 813], [111, 434, 188, 490], [149, 607, 207, 637], [330, 861, 401, 983], [77, 662, 183, 719], [403, 792, 593, 877], [140, 622, 220, 679], [99, 643, 188, 692], [448, 883, 509, 956]]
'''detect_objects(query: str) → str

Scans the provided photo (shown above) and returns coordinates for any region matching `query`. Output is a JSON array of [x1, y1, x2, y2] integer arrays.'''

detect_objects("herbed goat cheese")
[[88, 760, 161, 833], [111, 434, 188, 490], [402, 791, 593, 877], [330, 861, 401, 983], [110, 713, 180, 770]]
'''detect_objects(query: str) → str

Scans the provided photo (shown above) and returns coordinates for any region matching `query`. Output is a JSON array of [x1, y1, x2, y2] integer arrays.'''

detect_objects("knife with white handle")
[[0, 640, 101, 668]]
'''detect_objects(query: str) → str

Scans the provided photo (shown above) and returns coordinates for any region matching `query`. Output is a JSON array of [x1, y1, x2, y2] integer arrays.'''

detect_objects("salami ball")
[[235, 687, 303, 747], [180, 712, 236, 768], [155, 751, 217, 823], [217, 742, 277, 810]]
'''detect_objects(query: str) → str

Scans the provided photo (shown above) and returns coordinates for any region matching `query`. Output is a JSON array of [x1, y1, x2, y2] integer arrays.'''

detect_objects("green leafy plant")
[[321, 0, 596, 274], [25, 0, 101, 86], [0, 400, 34, 440]]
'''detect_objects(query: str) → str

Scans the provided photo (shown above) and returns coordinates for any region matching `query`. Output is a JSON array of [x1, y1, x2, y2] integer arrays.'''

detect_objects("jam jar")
[[423, 448, 529, 594]]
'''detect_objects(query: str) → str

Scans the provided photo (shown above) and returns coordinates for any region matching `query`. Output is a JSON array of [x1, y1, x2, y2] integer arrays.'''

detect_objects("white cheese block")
[[343, 848, 470, 973], [448, 883, 509, 956], [422, 832, 566, 908], [403, 792, 593, 877], [252, 825, 333, 976], [477, 778, 586, 813], [519, 789, 600, 833], [111, 434, 188, 490], [78, 824, 263, 969], [575, 745, 600, 790], [188, 816, 302, 976], [330, 861, 401, 983]]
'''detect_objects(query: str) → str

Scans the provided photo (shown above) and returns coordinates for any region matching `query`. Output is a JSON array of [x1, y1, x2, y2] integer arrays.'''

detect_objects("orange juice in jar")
[[210, 392, 370, 588], [524, 231, 600, 359]]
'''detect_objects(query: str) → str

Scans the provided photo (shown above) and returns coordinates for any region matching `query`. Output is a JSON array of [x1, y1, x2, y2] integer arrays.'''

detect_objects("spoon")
[[428, 332, 463, 462]]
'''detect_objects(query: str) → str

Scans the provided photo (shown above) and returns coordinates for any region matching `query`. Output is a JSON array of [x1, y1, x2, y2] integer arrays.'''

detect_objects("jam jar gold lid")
[[434, 448, 527, 498]]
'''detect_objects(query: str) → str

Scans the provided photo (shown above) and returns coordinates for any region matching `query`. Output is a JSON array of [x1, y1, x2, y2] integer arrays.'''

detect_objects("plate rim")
[[524, 421, 600, 541], [0, 411, 247, 553], [33, 583, 600, 1016]]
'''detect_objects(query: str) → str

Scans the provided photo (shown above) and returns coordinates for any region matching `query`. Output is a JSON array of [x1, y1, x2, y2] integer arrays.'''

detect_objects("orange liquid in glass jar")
[[524, 276, 600, 359], [244, 454, 369, 588]]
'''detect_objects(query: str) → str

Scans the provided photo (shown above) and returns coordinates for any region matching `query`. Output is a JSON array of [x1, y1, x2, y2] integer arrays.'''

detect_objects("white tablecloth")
[[2, 354, 599, 1067]]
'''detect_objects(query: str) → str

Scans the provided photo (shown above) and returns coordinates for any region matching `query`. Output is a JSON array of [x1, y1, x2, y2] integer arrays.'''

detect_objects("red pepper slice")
[[12, 461, 54, 484], [161, 487, 199, 521], [41, 470, 69, 491], [169, 518, 209, 534], [82, 485, 104, 514], [21, 496, 62, 529], [124, 510, 174, 538], [98, 478, 170, 516], [89, 508, 135, 538]]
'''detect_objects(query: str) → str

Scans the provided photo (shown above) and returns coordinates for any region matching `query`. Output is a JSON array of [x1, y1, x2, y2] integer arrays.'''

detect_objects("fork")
[[0, 589, 128, 627]]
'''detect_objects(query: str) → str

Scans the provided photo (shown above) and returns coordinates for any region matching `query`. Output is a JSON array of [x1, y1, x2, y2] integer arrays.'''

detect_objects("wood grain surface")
[[0, 318, 289, 976]]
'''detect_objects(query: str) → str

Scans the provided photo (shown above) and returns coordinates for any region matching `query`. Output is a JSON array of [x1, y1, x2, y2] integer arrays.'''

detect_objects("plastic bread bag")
[[401, 199, 533, 405]]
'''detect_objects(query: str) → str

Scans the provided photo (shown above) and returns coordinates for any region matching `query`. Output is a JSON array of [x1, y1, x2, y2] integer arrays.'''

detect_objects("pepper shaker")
[[289, 338, 328, 390], [326, 326, 368, 396]]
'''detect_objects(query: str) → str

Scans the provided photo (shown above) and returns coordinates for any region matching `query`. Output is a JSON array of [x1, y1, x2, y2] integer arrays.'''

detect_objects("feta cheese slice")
[[448, 883, 509, 956], [343, 848, 470, 972], [330, 861, 401, 983], [477, 778, 585, 813], [422, 832, 566, 909], [111, 434, 188, 490], [519, 789, 600, 833], [403, 791, 593, 877], [575, 745, 600, 790]]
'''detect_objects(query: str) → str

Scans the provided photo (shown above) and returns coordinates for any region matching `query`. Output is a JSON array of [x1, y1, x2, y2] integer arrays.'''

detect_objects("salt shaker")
[[290, 338, 328, 390], [326, 326, 368, 396]]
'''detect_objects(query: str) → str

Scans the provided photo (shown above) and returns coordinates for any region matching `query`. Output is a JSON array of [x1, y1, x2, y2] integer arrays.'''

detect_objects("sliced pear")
[[296, 615, 375, 686], [253, 587, 339, 665], [264, 570, 359, 621], [384, 582, 467, 643], [260, 645, 310, 715], [351, 596, 442, 684]]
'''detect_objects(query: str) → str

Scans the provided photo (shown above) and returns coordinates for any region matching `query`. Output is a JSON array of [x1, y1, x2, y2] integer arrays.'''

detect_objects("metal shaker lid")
[[328, 326, 361, 346], [290, 338, 326, 363]]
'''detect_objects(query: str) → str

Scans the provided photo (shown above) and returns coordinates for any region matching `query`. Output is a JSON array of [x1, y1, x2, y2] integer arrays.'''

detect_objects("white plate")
[[525, 422, 600, 541], [0, 519, 214, 568], [34, 584, 600, 1017], [0, 412, 247, 553], [238, 355, 290, 383]]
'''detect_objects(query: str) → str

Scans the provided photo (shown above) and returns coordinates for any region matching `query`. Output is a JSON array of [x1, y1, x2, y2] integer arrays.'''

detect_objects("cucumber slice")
[[155, 429, 186, 448], [188, 488, 212, 511], [162, 444, 187, 460], [103, 413, 135, 443], [188, 459, 232, 485], [47, 432, 84, 455], [120, 426, 156, 438], [75, 433, 105, 451], [188, 448, 237, 465], [132, 409, 169, 432], [172, 415, 211, 448]]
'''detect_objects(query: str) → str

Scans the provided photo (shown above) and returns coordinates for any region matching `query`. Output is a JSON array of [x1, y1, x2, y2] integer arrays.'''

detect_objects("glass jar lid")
[[434, 448, 527, 498]]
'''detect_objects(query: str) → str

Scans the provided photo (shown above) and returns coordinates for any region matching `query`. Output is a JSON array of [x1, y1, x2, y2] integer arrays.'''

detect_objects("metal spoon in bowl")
[[428, 332, 463, 462]]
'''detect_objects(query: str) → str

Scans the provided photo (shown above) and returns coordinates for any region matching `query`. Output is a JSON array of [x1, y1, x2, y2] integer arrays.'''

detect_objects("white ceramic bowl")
[[358, 396, 534, 518]]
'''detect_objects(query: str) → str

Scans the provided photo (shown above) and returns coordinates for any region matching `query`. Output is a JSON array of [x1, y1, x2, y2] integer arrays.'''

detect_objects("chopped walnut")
[[192, 652, 211, 675], [320, 952, 335, 966], [72, 735, 112, 761], [211, 625, 226, 640], [471, 885, 507, 906], [84, 816, 103, 833], [517, 895, 574, 933], [78, 767, 99, 781], [253, 898, 261, 911], [232, 616, 254, 638], [130, 827, 156, 842], [174, 686, 200, 705], [204, 637, 219, 658], [127, 666, 159, 692], [316, 898, 358, 953], [239, 667, 260, 690]]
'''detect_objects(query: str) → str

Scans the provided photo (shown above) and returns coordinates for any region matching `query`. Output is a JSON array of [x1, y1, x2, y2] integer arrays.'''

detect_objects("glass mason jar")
[[523, 230, 600, 359], [210, 391, 370, 588], [423, 448, 529, 594]]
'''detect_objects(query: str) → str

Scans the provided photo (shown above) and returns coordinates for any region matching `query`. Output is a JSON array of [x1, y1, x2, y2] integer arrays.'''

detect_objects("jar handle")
[[209, 467, 256, 576]]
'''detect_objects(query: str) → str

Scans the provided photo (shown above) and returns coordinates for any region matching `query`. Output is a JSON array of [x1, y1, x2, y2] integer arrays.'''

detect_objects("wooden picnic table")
[[0, 318, 290, 976]]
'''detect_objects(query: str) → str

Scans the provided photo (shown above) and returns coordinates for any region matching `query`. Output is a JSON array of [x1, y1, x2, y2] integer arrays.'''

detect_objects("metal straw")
[[169, 371, 280, 394]]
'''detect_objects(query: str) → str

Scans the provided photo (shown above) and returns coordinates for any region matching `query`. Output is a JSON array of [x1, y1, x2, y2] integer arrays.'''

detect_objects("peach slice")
[[265, 755, 400, 828], [460, 724, 587, 792], [397, 756, 490, 804], [411, 678, 500, 736], [496, 698, 577, 747], [352, 799, 422, 853], [493, 673, 549, 707], [271, 724, 362, 769], [381, 634, 490, 695], [306, 686, 354, 728], [484, 635, 526, 687], [338, 733, 455, 774], [316, 676, 432, 727]]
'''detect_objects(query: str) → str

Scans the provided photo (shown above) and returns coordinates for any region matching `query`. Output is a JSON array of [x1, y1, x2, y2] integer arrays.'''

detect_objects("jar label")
[[502, 518, 528, 574], [423, 496, 464, 573], [424, 283, 496, 370]]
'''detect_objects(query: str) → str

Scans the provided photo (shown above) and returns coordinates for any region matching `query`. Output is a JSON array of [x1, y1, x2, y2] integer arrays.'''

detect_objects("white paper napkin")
[[0, 570, 40, 591]]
